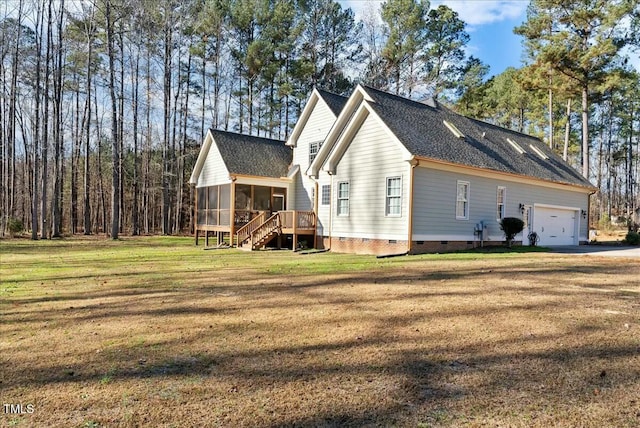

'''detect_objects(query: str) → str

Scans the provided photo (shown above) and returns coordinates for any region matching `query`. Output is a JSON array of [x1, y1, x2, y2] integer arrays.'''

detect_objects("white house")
[[191, 85, 596, 254]]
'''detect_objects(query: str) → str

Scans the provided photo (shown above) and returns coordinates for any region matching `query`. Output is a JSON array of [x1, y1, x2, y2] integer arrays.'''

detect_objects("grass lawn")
[[1, 236, 639, 427]]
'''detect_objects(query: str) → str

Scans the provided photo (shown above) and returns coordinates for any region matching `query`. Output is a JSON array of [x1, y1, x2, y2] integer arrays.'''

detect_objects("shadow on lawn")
[[2, 321, 638, 426], [2, 257, 638, 426], [2, 260, 635, 330]]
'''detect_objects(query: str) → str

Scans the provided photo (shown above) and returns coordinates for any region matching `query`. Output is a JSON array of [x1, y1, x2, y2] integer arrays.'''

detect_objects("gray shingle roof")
[[317, 89, 348, 116], [361, 86, 594, 189], [211, 129, 291, 178]]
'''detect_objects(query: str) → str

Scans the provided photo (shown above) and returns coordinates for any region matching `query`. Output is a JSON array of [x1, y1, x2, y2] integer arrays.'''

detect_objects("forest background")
[[1, 0, 638, 239]]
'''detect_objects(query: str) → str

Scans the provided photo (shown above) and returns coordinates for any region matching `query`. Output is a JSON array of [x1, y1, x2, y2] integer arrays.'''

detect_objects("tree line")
[[1, 0, 638, 239]]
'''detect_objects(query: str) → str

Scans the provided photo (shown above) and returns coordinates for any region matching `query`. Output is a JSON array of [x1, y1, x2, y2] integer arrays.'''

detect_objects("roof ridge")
[[209, 128, 286, 145], [315, 87, 348, 99], [360, 84, 439, 109]]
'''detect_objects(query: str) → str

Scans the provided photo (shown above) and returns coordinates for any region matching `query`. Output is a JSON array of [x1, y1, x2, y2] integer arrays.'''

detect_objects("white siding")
[[330, 114, 409, 240], [196, 143, 231, 188], [292, 99, 336, 211], [412, 166, 589, 242]]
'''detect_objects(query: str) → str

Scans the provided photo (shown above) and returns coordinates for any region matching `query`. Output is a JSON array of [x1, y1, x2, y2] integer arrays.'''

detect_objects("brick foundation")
[[410, 240, 514, 254], [316, 236, 408, 255], [315, 235, 513, 255]]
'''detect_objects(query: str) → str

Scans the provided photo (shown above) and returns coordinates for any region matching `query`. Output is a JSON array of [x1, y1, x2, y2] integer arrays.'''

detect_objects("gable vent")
[[443, 120, 465, 139], [506, 138, 526, 154], [529, 144, 549, 160]]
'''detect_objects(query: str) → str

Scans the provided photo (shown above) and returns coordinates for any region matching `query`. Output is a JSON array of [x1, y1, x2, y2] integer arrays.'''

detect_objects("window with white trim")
[[321, 185, 330, 205], [309, 141, 322, 163], [456, 181, 470, 220], [496, 186, 506, 220], [386, 176, 402, 216], [337, 181, 349, 216]]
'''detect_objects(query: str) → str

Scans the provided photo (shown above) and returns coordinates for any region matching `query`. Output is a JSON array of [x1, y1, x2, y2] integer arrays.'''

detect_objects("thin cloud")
[[433, 0, 528, 26], [341, 1, 528, 27]]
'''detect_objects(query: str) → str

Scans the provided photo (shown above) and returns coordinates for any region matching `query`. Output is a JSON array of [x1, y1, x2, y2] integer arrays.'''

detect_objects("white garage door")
[[534, 207, 577, 246]]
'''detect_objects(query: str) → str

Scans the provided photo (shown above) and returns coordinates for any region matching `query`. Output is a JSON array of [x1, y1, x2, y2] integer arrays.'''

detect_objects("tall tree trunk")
[[548, 86, 553, 149], [105, 0, 120, 239], [628, 106, 635, 229], [32, 2, 44, 241], [118, 23, 125, 233], [84, 28, 93, 235], [132, 44, 141, 236], [6, 0, 23, 234], [95, 87, 106, 233], [71, 77, 80, 234], [144, 46, 152, 234], [52, 0, 65, 238], [162, 4, 173, 235], [201, 57, 206, 141], [178, 49, 192, 231], [606, 99, 613, 221], [41, 0, 53, 239], [170, 43, 183, 233], [581, 84, 589, 179], [563, 98, 571, 161]]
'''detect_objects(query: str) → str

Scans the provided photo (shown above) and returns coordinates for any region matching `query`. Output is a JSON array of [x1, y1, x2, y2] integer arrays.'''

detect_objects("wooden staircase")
[[238, 213, 281, 250], [236, 210, 316, 251]]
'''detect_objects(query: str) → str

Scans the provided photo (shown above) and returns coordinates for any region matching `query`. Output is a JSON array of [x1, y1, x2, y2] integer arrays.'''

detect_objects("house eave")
[[230, 173, 293, 183], [413, 155, 597, 193]]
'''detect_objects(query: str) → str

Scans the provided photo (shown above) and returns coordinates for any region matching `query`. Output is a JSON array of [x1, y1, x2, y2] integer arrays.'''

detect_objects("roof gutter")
[[407, 156, 419, 254]]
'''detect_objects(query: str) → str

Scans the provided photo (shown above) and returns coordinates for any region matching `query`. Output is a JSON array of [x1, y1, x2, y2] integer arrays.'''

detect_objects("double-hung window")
[[321, 185, 330, 205], [337, 182, 349, 216], [496, 186, 506, 220], [386, 177, 402, 216], [456, 181, 470, 220], [309, 141, 321, 164]]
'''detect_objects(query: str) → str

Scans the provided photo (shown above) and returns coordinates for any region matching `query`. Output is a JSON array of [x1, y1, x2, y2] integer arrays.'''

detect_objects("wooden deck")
[[196, 210, 316, 250]]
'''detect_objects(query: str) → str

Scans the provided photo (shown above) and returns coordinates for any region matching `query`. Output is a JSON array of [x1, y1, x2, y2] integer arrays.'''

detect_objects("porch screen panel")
[[208, 185, 219, 225], [254, 186, 271, 211], [235, 184, 251, 210], [197, 187, 206, 225], [208, 186, 219, 209], [219, 184, 231, 225]]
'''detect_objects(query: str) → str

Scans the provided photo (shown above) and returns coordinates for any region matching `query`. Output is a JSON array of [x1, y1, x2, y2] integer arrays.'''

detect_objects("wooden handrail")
[[236, 211, 267, 245], [276, 211, 315, 229], [296, 211, 315, 229], [251, 213, 280, 248]]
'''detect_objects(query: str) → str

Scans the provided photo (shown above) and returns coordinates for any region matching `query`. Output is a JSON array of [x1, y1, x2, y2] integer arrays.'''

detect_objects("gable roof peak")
[[209, 129, 291, 179], [339, 85, 594, 189]]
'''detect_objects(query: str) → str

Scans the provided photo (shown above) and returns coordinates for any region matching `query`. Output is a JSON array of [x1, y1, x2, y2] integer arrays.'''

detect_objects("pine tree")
[[380, 0, 429, 96], [423, 5, 468, 100], [515, 0, 635, 179]]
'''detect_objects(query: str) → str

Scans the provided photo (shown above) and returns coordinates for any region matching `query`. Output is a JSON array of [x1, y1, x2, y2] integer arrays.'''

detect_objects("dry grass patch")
[[1, 237, 639, 427]]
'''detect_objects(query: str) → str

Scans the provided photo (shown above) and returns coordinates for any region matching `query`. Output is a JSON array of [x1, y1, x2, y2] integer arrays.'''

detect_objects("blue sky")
[[340, 0, 532, 77]]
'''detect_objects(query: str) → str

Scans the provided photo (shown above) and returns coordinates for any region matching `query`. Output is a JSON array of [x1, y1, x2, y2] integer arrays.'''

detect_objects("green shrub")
[[7, 217, 24, 237], [500, 217, 524, 248], [624, 231, 640, 246]]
